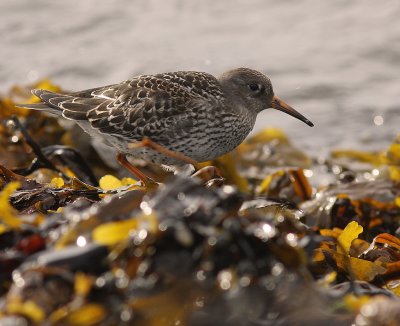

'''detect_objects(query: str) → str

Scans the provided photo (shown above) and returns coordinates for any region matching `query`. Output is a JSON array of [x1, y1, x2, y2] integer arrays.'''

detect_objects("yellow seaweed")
[[93, 212, 159, 246], [337, 221, 363, 255], [242, 128, 289, 146], [99, 175, 123, 190], [63, 303, 106, 326], [385, 142, 400, 165], [257, 170, 285, 194], [0, 182, 22, 228], [6, 300, 45, 324], [331, 150, 383, 166], [0, 224, 7, 235], [74, 273, 94, 297], [343, 294, 371, 311], [92, 218, 139, 245], [334, 253, 386, 281], [121, 177, 137, 186], [50, 177, 65, 188], [218, 154, 249, 193], [99, 175, 137, 191]]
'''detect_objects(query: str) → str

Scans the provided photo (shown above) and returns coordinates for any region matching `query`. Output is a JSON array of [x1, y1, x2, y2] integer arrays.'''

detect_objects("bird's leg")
[[116, 153, 156, 187], [191, 166, 223, 184], [128, 137, 201, 170], [128, 138, 222, 184]]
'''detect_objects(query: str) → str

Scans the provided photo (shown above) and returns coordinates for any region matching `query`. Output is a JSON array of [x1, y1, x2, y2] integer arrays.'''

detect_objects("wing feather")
[[20, 71, 225, 143]]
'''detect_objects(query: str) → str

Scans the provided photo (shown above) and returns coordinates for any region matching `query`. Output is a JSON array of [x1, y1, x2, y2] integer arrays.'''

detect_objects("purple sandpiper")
[[20, 68, 313, 182]]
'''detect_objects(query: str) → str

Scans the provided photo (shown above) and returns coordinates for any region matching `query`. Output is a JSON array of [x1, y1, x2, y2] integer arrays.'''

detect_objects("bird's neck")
[[221, 89, 256, 120]]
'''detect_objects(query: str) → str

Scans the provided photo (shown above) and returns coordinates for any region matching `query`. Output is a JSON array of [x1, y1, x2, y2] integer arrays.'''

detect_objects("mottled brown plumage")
[[20, 68, 313, 169]]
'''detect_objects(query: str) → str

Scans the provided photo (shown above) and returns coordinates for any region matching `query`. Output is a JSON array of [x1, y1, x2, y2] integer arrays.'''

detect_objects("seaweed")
[[0, 80, 400, 325]]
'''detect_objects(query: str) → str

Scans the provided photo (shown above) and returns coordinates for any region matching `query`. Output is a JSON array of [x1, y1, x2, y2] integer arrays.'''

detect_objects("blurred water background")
[[1, 0, 399, 156]]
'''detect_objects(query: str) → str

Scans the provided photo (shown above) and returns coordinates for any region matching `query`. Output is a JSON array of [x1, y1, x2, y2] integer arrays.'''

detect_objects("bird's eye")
[[248, 83, 261, 92]]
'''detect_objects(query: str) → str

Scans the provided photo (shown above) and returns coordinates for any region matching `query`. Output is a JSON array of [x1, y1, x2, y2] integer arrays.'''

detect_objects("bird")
[[19, 67, 313, 184]]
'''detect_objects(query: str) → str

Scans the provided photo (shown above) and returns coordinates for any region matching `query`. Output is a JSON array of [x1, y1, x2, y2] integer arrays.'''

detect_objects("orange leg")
[[116, 153, 156, 187], [191, 166, 223, 185], [128, 137, 201, 170], [125, 138, 222, 185]]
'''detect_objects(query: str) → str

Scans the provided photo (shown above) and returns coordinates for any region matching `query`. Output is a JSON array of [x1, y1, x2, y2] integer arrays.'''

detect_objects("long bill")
[[271, 95, 314, 127]]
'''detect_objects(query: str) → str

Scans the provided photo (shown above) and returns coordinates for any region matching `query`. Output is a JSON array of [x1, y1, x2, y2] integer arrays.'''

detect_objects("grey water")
[[1, 0, 399, 156]]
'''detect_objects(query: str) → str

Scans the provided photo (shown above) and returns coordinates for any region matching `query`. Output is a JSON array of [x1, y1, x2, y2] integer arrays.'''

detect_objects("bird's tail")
[[16, 89, 65, 116]]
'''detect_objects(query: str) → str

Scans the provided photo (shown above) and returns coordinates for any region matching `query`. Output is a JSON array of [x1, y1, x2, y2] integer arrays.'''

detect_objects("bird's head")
[[219, 68, 313, 127]]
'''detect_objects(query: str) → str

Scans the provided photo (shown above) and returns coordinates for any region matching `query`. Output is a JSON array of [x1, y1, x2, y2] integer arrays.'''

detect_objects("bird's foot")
[[191, 166, 224, 186], [121, 139, 223, 187], [116, 153, 158, 188]]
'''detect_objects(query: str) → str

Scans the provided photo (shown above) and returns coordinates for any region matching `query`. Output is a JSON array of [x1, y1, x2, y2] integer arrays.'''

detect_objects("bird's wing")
[[24, 72, 225, 142], [88, 71, 225, 141], [21, 82, 130, 120]]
